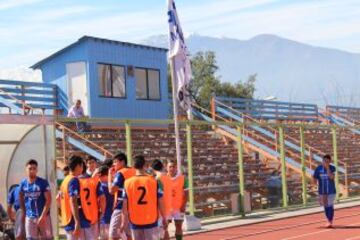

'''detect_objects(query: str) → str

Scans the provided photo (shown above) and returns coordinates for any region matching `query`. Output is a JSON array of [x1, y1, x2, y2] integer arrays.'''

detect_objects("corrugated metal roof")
[[31, 35, 168, 69]]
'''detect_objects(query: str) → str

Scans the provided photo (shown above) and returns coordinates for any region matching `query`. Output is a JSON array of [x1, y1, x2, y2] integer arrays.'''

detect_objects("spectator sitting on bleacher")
[[67, 99, 88, 132]]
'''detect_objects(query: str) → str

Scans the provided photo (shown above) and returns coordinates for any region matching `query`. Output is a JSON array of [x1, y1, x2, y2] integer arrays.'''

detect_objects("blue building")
[[31, 36, 169, 119]]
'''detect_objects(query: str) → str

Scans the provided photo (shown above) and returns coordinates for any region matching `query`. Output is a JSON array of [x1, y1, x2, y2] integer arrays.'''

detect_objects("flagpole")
[[170, 57, 183, 175]]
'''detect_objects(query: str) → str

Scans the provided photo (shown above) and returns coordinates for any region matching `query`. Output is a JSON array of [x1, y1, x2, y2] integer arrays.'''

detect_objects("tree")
[[216, 74, 256, 100], [168, 51, 256, 109], [189, 51, 221, 108]]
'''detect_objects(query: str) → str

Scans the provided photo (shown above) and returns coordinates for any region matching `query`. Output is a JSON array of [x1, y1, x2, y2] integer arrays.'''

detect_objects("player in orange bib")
[[60, 155, 94, 239], [108, 152, 136, 240], [84, 155, 99, 178], [151, 159, 172, 240], [167, 161, 188, 240], [122, 155, 167, 240], [79, 160, 106, 239]]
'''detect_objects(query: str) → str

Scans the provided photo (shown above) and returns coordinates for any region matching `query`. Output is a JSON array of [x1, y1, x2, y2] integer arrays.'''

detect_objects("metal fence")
[[0, 79, 58, 115], [55, 117, 360, 218]]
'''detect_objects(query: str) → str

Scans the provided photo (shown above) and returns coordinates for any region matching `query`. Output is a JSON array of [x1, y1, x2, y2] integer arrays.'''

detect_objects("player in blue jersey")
[[19, 159, 53, 239], [108, 152, 133, 240], [313, 154, 336, 228], [97, 166, 115, 240], [7, 184, 25, 240], [60, 155, 93, 240]]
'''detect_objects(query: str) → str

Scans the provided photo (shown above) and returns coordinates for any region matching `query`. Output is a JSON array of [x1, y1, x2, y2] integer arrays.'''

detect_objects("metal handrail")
[[333, 111, 360, 126], [55, 122, 114, 158], [193, 103, 315, 167], [215, 99, 326, 155], [0, 87, 34, 114], [222, 102, 347, 186], [203, 100, 348, 173], [219, 101, 349, 172]]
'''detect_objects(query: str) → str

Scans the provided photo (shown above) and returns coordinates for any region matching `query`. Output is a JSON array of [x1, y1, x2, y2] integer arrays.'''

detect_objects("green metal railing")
[[279, 126, 288, 208], [299, 126, 307, 206], [236, 125, 245, 216]]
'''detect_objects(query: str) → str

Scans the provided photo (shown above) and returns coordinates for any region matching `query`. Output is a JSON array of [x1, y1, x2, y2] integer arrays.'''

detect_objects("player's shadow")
[[332, 225, 360, 229]]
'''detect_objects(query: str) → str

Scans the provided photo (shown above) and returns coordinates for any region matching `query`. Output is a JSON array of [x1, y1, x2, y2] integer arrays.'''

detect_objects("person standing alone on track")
[[313, 154, 336, 228]]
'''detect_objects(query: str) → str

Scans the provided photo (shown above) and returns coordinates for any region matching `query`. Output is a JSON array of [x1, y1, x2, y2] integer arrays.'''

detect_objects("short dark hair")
[[323, 154, 331, 161], [167, 160, 176, 166], [113, 152, 127, 166], [68, 155, 84, 171], [98, 166, 109, 176], [86, 155, 97, 164], [26, 159, 38, 167], [134, 155, 146, 170], [63, 166, 70, 172], [152, 159, 164, 171], [82, 161, 87, 174], [102, 158, 113, 168]]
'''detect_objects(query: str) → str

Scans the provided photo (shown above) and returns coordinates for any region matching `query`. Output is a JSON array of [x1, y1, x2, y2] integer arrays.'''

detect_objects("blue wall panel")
[[39, 42, 88, 115], [38, 37, 169, 119], [86, 38, 169, 119]]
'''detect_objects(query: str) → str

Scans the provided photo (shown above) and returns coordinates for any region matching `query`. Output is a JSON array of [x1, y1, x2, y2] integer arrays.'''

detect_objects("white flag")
[[167, 0, 192, 111]]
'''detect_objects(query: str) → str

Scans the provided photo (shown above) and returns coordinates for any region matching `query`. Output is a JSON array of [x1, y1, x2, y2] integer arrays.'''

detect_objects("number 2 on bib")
[[137, 186, 147, 205]]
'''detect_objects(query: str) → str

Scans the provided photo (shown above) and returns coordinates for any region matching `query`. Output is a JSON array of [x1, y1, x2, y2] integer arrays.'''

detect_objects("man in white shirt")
[[67, 99, 87, 132]]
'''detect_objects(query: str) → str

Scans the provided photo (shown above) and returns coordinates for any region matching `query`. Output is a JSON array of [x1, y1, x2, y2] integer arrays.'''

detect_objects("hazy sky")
[[0, 0, 359, 70]]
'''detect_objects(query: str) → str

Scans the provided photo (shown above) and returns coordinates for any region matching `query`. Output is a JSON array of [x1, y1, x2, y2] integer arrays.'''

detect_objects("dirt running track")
[[186, 206, 360, 240]]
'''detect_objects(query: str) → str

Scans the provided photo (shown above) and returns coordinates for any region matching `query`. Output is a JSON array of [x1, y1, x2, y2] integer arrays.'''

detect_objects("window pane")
[[148, 70, 160, 100], [112, 66, 126, 97], [135, 69, 148, 99], [98, 64, 111, 97]]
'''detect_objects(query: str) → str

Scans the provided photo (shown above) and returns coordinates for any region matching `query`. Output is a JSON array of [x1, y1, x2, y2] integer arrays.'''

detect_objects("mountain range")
[[143, 34, 360, 107]]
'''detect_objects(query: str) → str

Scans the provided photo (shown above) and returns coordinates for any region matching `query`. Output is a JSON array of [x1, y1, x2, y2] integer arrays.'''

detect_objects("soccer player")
[[19, 159, 53, 240], [167, 161, 188, 240], [7, 184, 25, 240], [79, 160, 105, 239], [60, 155, 92, 239], [57, 166, 70, 188], [108, 152, 135, 240], [122, 155, 167, 240], [97, 166, 115, 240], [85, 156, 99, 178], [103, 158, 114, 169], [313, 154, 336, 228], [151, 159, 172, 240]]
